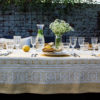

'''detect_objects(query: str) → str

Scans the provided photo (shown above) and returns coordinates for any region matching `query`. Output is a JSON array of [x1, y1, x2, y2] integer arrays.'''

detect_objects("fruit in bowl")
[[42, 42, 62, 52], [22, 45, 30, 52]]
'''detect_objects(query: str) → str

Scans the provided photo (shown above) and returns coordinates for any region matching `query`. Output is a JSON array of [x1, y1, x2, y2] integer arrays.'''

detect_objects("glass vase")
[[55, 34, 63, 50], [36, 24, 45, 51]]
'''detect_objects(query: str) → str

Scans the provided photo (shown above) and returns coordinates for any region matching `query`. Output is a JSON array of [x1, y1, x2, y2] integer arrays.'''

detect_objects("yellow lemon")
[[45, 45, 52, 49], [22, 45, 30, 52]]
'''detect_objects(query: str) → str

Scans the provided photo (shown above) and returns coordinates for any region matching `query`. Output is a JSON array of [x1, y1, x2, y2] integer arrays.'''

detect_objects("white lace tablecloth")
[[0, 49, 100, 94]]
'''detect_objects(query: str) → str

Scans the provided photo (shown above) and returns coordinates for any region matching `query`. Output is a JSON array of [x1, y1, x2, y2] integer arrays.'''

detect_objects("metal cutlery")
[[71, 53, 80, 57], [31, 53, 38, 57], [91, 54, 99, 57]]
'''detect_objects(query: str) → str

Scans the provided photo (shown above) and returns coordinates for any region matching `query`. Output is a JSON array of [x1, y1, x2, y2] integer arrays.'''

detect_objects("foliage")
[[0, 0, 96, 12]]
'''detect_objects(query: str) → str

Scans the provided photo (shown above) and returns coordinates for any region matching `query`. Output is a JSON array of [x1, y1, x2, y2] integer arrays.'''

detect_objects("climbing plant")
[[0, 0, 96, 12]]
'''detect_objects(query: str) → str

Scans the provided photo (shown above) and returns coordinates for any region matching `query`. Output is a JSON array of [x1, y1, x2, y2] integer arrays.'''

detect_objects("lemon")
[[22, 45, 30, 52], [45, 45, 52, 49]]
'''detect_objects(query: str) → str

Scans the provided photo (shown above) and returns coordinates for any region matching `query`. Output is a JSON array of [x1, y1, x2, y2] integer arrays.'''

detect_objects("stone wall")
[[0, 4, 100, 42]]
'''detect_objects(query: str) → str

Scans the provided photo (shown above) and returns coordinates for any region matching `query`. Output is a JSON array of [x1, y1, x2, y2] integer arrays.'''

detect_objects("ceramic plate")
[[41, 51, 71, 57]]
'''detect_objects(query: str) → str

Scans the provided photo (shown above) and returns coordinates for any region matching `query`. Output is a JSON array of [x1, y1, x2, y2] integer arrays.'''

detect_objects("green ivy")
[[0, 0, 96, 12]]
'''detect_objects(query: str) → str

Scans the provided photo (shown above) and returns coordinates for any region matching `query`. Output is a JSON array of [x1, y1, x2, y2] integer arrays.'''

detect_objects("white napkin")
[[0, 51, 11, 56]]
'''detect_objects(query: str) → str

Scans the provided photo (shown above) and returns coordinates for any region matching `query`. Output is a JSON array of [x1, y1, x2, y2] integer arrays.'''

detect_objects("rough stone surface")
[[0, 4, 100, 42]]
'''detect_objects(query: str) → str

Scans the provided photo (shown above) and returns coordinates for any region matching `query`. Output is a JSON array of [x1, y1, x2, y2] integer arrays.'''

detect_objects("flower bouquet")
[[49, 19, 74, 50]]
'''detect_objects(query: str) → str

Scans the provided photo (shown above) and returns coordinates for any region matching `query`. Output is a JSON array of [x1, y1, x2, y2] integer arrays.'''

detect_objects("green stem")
[[38, 29, 43, 37], [55, 35, 62, 49]]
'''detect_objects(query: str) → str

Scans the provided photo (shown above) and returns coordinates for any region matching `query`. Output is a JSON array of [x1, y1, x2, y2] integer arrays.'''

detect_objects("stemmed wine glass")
[[78, 37, 85, 50], [31, 36, 36, 51], [91, 37, 98, 56], [70, 37, 77, 55]]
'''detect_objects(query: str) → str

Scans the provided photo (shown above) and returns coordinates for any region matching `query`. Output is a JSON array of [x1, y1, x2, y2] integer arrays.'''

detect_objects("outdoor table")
[[0, 49, 100, 94]]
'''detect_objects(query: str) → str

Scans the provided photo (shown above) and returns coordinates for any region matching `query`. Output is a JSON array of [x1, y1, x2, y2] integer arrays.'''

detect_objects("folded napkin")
[[21, 37, 32, 47], [0, 51, 11, 56], [0, 37, 32, 49], [24, 39, 32, 47]]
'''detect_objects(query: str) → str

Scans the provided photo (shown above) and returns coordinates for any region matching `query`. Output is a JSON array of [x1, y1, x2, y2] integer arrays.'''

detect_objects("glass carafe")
[[36, 24, 45, 52]]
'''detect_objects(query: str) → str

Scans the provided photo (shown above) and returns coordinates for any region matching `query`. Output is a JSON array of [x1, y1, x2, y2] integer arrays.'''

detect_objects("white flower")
[[49, 19, 74, 35]]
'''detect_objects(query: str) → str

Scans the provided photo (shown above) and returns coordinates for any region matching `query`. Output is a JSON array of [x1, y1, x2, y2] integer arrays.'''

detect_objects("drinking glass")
[[70, 37, 77, 54], [6, 40, 14, 52], [36, 39, 44, 52], [78, 37, 85, 50], [63, 42, 70, 51], [13, 36, 21, 49], [84, 42, 89, 51], [31, 36, 36, 51], [98, 43, 100, 51], [0, 39, 4, 50], [91, 37, 98, 55]]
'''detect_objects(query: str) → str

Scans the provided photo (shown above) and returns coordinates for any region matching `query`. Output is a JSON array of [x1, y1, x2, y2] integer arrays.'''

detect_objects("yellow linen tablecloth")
[[0, 49, 100, 94]]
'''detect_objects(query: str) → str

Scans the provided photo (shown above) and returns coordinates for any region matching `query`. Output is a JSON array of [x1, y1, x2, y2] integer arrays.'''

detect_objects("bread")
[[43, 48, 55, 52], [43, 42, 62, 52], [42, 43, 55, 52]]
